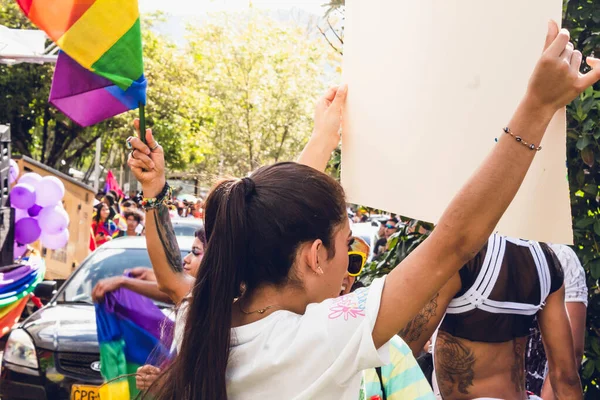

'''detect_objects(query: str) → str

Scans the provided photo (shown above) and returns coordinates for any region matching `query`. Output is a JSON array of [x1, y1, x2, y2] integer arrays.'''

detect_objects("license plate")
[[71, 384, 101, 400]]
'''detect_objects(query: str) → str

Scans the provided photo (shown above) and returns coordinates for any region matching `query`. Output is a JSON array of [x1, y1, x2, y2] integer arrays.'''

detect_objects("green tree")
[[0, 2, 207, 175], [187, 11, 335, 178], [563, 0, 600, 397]]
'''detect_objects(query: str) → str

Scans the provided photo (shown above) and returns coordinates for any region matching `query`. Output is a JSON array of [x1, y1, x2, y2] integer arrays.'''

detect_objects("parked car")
[[171, 218, 203, 237], [0, 236, 192, 400]]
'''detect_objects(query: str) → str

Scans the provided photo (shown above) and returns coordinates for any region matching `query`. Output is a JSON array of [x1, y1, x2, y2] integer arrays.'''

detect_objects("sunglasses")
[[385, 224, 397, 229], [348, 251, 367, 277]]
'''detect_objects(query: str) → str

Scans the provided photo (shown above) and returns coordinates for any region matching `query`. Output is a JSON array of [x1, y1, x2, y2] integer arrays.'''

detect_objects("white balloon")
[[40, 229, 69, 250], [9, 160, 19, 184], [18, 173, 42, 188], [35, 176, 65, 207], [37, 205, 69, 235]]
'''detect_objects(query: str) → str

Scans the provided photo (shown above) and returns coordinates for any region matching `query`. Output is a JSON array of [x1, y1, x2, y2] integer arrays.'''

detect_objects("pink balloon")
[[13, 242, 27, 259], [9, 160, 19, 184], [36, 176, 65, 207], [15, 217, 41, 244], [18, 173, 42, 188], [38, 205, 69, 235], [41, 229, 69, 250], [10, 183, 36, 210]]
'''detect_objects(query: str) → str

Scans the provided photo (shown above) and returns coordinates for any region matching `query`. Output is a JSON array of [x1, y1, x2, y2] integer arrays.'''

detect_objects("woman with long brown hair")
[[127, 23, 599, 400]]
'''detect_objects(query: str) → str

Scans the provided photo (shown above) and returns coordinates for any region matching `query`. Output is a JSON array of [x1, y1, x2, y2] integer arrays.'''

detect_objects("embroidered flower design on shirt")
[[328, 288, 368, 320]]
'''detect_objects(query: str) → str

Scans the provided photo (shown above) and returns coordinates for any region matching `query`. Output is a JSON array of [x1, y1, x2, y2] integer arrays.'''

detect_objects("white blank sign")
[[341, 0, 572, 244]]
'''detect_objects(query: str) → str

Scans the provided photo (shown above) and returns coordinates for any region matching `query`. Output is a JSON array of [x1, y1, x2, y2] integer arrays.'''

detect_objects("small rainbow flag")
[[16, 0, 146, 127], [0, 257, 45, 336], [96, 286, 173, 399]]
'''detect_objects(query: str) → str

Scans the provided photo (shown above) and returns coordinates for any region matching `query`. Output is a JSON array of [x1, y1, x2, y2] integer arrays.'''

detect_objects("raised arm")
[[372, 23, 600, 347], [127, 121, 194, 304], [538, 285, 583, 399], [398, 273, 461, 356], [298, 85, 347, 171]]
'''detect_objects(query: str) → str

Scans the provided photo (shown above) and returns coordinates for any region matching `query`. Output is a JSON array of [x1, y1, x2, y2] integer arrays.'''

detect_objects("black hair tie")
[[241, 177, 256, 199]]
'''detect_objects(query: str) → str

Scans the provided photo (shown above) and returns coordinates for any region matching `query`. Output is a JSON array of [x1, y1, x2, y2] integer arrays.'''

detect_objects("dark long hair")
[[93, 202, 115, 232], [153, 162, 346, 400]]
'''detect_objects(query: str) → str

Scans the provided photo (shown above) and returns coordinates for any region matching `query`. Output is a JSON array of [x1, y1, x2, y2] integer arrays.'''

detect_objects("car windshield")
[[57, 248, 188, 304], [173, 224, 200, 237]]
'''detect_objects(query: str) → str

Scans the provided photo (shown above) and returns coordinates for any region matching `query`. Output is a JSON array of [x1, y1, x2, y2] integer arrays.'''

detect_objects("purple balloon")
[[10, 183, 36, 210], [15, 217, 41, 245], [28, 204, 43, 217], [36, 176, 65, 207], [14, 242, 27, 259], [38, 205, 69, 235], [9, 160, 19, 184], [41, 229, 69, 250], [18, 172, 42, 188]]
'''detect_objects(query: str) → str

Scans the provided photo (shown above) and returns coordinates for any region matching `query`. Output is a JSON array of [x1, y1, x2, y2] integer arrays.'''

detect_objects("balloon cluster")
[[9, 163, 69, 258]]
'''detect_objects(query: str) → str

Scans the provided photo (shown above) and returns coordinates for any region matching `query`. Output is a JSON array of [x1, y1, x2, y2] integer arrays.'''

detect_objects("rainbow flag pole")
[[16, 0, 147, 130], [139, 103, 146, 144]]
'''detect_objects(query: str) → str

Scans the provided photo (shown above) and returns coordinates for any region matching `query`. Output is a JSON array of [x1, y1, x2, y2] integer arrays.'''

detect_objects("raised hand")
[[526, 20, 600, 112], [297, 85, 348, 171], [127, 119, 166, 198], [312, 84, 348, 151]]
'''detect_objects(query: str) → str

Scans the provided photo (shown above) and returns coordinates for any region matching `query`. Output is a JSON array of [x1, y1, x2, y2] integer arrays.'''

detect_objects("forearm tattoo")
[[399, 293, 439, 344], [436, 330, 476, 397], [511, 340, 526, 393], [152, 204, 183, 273]]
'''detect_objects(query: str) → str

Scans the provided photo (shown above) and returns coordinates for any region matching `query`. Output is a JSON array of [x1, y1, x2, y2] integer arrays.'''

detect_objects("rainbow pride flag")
[[95, 287, 173, 399], [0, 258, 45, 336], [16, 0, 146, 126]]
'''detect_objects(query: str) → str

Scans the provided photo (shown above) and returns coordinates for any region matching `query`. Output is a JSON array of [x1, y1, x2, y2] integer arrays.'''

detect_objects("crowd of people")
[[88, 22, 600, 400], [89, 188, 204, 250]]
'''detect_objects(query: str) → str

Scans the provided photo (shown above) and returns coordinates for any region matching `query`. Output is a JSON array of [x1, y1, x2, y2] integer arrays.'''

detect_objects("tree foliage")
[[187, 12, 333, 177], [1, 5, 331, 183]]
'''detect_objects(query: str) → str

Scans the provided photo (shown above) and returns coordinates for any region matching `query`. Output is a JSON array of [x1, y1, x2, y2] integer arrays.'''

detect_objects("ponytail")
[[154, 178, 253, 399]]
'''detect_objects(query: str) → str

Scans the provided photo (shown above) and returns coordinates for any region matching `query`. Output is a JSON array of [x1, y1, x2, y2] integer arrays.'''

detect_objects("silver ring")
[[150, 142, 159, 152], [130, 149, 137, 159]]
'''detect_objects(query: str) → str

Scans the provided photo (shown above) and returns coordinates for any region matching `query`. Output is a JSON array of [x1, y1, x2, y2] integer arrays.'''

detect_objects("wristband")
[[142, 183, 172, 211]]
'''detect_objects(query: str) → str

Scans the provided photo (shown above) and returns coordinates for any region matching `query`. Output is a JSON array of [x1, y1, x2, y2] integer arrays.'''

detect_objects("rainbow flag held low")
[[0, 257, 45, 336], [16, 0, 146, 127], [96, 287, 174, 399]]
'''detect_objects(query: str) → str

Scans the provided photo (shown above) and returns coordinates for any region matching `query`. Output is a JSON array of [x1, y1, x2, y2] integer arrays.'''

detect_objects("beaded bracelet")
[[142, 183, 172, 211], [502, 127, 542, 151]]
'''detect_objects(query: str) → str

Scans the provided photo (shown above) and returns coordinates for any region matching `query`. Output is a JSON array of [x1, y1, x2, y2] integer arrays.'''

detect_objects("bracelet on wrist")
[[142, 183, 172, 211], [500, 127, 542, 151]]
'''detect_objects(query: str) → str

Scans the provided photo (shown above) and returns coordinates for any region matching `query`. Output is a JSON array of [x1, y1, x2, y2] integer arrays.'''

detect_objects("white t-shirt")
[[548, 244, 588, 306], [227, 277, 389, 399]]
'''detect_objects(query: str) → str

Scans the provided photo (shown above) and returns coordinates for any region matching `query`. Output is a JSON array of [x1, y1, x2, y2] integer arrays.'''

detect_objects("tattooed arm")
[[538, 285, 583, 400], [399, 272, 461, 356], [127, 120, 194, 305], [144, 204, 194, 304]]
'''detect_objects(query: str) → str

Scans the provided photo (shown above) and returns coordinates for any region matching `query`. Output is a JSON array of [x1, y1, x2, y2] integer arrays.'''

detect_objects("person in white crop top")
[[127, 21, 600, 400]]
